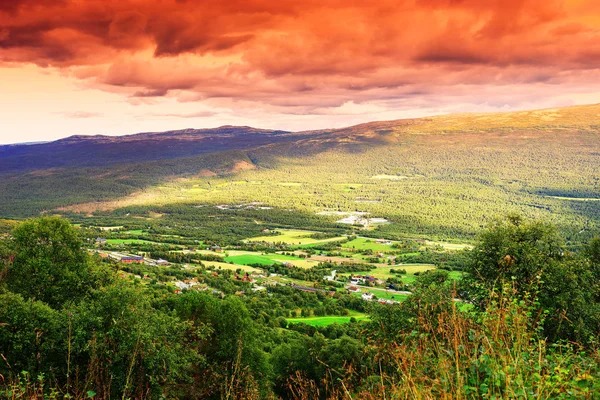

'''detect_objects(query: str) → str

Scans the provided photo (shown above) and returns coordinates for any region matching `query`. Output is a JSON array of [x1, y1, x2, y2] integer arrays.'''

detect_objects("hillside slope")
[[0, 126, 293, 173], [0, 104, 599, 242]]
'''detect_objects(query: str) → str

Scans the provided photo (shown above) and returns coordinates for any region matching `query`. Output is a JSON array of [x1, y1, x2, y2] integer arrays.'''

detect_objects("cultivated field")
[[287, 311, 369, 327], [245, 229, 346, 246]]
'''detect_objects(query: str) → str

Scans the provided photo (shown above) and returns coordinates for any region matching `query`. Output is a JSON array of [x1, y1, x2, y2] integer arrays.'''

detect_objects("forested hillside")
[[0, 126, 293, 173], [1, 104, 599, 244]]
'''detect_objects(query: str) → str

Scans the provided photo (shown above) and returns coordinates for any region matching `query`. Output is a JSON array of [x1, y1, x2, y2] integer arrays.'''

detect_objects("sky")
[[1, 0, 600, 144]]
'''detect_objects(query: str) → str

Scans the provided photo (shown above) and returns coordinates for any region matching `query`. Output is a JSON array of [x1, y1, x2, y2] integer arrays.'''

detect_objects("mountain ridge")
[[0, 103, 598, 231], [4, 102, 599, 149]]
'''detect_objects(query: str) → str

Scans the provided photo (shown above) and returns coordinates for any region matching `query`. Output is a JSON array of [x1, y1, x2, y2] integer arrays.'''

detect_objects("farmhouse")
[[95, 237, 107, 244], [235, 272, 253, 282], [324, 270, 337, 281], [348, 286, 361, 293], [350, 277, 364, 285], [362, 292, 374, 301], [156, 259, 170, 266], [353, 275, 378, 284], [120, 255, 144, 263], [211, 245, 223, 253], [175, 281, 190, 290]]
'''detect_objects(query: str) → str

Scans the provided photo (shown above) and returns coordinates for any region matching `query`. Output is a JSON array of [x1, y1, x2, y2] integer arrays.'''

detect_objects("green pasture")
[[202, 261, 261, 273], [287, 311, 369, 327], [353, 288, 409, 301], [124, 229, 145, 235], [246, 229, 346, 246], [340, 263, 436, 282], [343, 237, 396, 252], [224, 254, 276, 266], [223, 251, 319, 268]]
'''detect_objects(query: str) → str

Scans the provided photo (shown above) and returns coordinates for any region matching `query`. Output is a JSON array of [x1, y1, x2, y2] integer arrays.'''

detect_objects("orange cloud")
[[0, 0, 600, 138]]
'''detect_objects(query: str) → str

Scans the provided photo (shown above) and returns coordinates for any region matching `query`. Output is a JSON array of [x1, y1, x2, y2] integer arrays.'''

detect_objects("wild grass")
[[287, 286, 600, 399]]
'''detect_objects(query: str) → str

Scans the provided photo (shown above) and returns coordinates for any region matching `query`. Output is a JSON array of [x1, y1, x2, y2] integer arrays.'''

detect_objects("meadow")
[[339, 263, 436, 282], [245, 229, 346, 246], [200, 261, 261, 273], [287, 311, 370, 326], [343, 237, 396, 251]]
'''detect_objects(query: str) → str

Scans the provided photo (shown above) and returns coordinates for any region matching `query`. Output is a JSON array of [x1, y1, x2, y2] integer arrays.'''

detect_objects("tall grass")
[[289, 286, 599, 399]]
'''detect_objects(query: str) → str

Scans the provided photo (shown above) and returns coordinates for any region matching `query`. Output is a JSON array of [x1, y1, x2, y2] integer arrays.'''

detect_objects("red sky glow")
[[1, 0, 600, 143]]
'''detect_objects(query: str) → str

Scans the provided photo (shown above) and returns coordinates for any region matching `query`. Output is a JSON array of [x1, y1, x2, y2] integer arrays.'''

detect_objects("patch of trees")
[[399, 248, 471, 270], [1, 216, 599, 398]]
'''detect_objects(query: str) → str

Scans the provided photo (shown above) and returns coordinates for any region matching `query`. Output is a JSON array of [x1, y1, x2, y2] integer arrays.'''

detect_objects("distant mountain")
[[0, 126, 293, 173], [3, 103, 599, 175], [0, 103, 598, 241]]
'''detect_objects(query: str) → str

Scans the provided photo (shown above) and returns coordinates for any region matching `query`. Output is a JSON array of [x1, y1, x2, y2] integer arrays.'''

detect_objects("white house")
[[361, 292, 374, 301]]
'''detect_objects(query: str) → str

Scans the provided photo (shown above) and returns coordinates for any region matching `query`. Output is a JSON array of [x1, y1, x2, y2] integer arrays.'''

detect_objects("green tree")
[[172, 291, 270, 397], [71, 281, 195, 398], [466, 214, 564, 299], [465, 215, 600, 344], [412, 269, 449, 289], [0, 292, 66, 379], [3, 217, 98, 307], [584, 236, 600, 275]]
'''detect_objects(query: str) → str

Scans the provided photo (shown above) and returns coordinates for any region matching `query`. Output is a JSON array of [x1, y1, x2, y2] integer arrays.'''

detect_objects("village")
[[89, 226, 468, 317]]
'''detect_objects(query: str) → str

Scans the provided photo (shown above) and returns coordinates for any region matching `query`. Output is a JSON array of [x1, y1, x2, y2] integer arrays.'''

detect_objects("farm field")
[[267, 253, 320, 268], [352, 288, 409, 301], [246, 229, 346, 246], [201, 261, 261, 273], [223, 250, 321, 268], [259, 274, 325, 288], [339, 263, 436, 281], [342, 237, 396, 251], [123, 229, 145, 235], [309, 254, 371, 265], [396, 263, 437, 273], [224, 254, 275, 266], [287, 311, 369, 327]]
